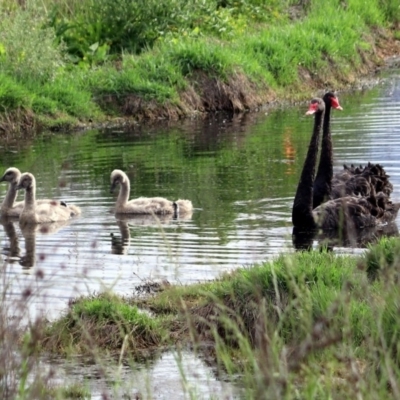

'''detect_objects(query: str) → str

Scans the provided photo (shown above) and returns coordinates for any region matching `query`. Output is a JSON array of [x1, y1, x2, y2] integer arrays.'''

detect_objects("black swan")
[[292, 97, 400, 236], [312, 92, 342, 208], [331, 162, 393, 199], [312, 92, 393, 208]]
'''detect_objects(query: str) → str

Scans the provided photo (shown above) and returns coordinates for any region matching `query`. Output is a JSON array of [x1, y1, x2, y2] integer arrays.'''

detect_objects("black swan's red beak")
[[331, 96, 343, 110], [305, 102, 319, 115]]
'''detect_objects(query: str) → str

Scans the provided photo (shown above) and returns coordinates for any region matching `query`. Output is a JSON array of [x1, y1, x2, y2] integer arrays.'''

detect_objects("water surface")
[[1, 71, 400, 398], [2, 74, 400, 316]]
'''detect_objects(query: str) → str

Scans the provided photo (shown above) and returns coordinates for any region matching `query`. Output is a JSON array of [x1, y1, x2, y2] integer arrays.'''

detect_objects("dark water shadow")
[[292, 222, 399, 251]]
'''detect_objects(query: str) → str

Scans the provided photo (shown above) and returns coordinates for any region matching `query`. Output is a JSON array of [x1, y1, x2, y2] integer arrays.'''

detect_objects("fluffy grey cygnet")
[[16, 172, 81, 225], [0, 167, 67, 217], [110, 169, 193, 216]]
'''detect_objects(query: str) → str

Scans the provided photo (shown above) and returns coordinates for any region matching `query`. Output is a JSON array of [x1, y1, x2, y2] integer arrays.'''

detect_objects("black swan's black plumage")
[[292, 97, 400, 237], [292, 98, 323, 231], [312, 92, 393, 208], [312, 92, 341, 208], [331, 162, 393, 199]]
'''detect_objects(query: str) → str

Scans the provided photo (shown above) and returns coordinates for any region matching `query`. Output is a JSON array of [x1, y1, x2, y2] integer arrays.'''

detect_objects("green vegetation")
[[44, 293, 170, 357], [38, 237, 400, 398], [56, 384, 90, 399], [0, 0, 399, 132], [29, 383, 90, 400]]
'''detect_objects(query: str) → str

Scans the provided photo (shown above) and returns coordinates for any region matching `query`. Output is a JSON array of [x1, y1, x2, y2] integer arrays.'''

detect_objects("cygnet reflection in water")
[[111, 212, 193, 255], [19, 220, 71, 270], [111, 220, 131, 255], [0, 219, 72, 271], [1, 218, 20, 262]]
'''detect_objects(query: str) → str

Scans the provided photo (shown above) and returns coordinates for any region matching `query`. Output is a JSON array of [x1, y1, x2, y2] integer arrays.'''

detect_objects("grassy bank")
[[0, 0, 399, 133], [36, 237, 400, 398]]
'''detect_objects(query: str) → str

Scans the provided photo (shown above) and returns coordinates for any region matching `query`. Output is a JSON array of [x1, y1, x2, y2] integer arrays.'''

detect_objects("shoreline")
[[1, 19, 399, 135]]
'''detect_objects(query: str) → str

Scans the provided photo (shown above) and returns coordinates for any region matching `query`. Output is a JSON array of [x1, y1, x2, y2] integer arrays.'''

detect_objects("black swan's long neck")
[[313, 101, 333, 208], [292, 108, 324, 230]]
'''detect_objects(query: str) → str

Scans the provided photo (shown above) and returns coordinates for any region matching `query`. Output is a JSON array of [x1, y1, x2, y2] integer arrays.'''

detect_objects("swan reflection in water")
[[1, 218, 70, 270], [292, 222, 399, 251], [1, 218, 20, 262], [111, 211, 193, 255]]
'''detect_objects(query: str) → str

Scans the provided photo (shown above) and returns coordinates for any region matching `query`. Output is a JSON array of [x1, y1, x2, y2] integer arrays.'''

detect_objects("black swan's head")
[[323, 92, 343, 111], [305, 97, 325, 115]]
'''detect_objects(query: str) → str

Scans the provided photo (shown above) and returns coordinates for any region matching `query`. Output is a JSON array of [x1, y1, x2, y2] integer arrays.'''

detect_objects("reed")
[[0, 261, 91, 399]]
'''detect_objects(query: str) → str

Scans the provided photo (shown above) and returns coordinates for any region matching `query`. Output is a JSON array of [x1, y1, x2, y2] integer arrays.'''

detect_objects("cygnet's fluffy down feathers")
[[16, 172, 81, 224], [0, 167, 67, 217], [110, 169, 193, 215], [115, 196, 192, 215]]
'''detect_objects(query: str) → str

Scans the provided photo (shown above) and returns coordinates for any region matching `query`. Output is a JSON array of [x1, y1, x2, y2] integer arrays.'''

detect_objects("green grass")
[[0, 73, 32, 110], [363, 236, 400, 279], [43, 293, 170, 357], [0, 0, 399, 132], [36, 383, 91, 400], [57, 384, 91, 399], [33, 78, 97, 119]]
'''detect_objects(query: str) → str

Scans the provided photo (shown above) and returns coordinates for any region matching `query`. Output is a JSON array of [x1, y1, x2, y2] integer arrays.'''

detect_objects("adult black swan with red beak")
[[292, 97, 399, 238], [312, 92, 393, 208]]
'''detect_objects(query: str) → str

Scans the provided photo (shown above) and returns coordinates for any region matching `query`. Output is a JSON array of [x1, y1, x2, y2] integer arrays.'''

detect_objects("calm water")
[[2, 72, 400, 397]]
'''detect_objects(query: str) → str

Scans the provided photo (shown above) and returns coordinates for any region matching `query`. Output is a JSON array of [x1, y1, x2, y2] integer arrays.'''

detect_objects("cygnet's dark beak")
[[15, 183, 23, 191], [172, 202, 178, 219], [110, 183, 116, 193], [0, 175, 6, 183]]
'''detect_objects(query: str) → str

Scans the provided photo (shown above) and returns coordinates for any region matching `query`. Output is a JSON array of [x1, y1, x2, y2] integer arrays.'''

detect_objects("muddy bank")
[[1, 29, 400, 135], [92, 31, 400, 123]]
